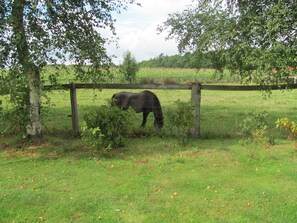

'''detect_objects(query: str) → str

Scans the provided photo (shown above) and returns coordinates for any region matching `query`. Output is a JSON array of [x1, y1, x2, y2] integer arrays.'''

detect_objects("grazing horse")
[[112, 90, 164, 128]]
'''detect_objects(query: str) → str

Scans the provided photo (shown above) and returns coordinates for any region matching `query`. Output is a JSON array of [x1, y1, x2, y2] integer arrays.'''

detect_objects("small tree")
[[238, 111, 270, 159], [119, 50, 139, 83]]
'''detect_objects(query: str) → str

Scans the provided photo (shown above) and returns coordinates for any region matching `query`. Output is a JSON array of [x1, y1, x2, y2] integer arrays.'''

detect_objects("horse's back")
[[113, 91, 145, 112]]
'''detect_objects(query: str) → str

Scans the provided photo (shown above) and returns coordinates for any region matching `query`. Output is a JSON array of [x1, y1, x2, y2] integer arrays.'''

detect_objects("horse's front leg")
[[142, 111, 149, 127]]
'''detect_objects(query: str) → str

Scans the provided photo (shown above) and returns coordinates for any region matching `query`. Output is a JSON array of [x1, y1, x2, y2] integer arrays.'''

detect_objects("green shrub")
[[166, 100, 194, 145], [276, 117, 297, 140], [238, 111, 270, 159], [0, 98, 29, 136], [81, 102, 134, 149], [239, 111, 268, 137]]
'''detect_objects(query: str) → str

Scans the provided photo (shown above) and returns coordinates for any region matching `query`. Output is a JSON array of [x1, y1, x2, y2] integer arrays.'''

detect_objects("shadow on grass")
[[0, 127, 242, 165]]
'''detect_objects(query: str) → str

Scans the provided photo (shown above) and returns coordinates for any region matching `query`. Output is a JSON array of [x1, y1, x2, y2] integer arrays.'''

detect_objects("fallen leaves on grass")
[[171, 192, 178, 198], [133, 159, 149, 166]]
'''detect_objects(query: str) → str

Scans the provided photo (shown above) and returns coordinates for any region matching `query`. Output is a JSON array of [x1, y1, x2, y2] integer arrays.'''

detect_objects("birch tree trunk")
[[27, 68, 42, 136], [12, 0, 42, 137]]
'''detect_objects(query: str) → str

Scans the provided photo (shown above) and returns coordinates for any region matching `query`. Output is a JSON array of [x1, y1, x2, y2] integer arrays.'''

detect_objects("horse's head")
[[112, 93, 122, 108], [154, 116, 164, 129]]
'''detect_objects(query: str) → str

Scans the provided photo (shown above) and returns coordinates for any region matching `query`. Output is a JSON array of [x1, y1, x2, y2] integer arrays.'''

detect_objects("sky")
[[105, 0, 193, 64]]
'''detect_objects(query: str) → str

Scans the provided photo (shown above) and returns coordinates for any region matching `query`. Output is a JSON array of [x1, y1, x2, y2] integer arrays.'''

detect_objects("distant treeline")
[[138, 52, 217, 69]]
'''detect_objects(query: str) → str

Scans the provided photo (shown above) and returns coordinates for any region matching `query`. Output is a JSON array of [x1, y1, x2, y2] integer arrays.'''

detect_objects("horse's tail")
[[145, 91, 164, 128]]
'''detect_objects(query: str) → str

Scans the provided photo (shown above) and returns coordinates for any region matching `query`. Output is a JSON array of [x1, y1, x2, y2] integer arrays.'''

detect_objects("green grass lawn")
[[1, 137, 297, 222], [1, 83, 297, 222]]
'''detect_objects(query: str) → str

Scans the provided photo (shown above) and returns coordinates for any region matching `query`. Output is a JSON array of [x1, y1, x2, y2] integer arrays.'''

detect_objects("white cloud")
[[105, 0, 193, 64]]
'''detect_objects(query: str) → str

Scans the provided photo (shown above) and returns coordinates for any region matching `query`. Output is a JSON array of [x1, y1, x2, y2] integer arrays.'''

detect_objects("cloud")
[[105, 0, 192, 64]]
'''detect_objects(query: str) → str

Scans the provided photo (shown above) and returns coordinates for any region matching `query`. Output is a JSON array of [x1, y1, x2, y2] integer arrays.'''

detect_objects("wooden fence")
[[44, 82, 297, 137]]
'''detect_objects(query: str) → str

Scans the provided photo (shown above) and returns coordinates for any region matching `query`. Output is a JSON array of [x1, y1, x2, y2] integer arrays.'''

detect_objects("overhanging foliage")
[[158, 0, 297, 85]]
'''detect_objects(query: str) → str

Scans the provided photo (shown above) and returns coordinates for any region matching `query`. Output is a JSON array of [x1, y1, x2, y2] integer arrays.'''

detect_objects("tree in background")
[[138, 52, 217, 68], [0, 0, 137, 137], [119, 50, 139, 83], [158, 0, 297, 85]]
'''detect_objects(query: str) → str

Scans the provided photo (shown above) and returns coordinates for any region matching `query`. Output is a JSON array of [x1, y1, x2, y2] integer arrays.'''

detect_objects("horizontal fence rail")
[[43, 83, 297, 91], [43, 83, 191, 90]]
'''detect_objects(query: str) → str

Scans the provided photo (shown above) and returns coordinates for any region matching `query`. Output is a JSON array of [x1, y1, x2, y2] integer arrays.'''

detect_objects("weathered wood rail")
[[44, 83, 297, 137], [43, 83, 297, 91]]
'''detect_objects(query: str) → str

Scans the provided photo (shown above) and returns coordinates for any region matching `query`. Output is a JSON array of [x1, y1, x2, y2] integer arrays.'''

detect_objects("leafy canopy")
[[158, 0, 297, 85], [0, 0, 138, 82]]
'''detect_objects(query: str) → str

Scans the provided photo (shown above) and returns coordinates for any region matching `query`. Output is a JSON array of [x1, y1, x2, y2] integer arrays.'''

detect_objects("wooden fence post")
[[70, 83, 79, 135], [191, 83, 201, 137]]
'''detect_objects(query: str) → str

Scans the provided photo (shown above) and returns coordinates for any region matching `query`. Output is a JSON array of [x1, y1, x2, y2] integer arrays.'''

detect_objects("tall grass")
[[111, 67, 240, 84], [41, 66, 240, 84], [134, 67, 239, 84]]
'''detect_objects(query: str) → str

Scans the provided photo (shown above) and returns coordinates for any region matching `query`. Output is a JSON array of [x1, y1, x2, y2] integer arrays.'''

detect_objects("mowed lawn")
[[0, 88, 297, 222]]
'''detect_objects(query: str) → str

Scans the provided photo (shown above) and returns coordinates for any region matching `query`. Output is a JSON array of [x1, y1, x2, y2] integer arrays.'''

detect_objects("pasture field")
[[40, 88, 297, 139], [1, 83, 297, 222]]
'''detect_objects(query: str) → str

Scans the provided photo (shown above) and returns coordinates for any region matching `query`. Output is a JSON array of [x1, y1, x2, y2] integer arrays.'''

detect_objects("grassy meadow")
[[1, 68, 297, 222]]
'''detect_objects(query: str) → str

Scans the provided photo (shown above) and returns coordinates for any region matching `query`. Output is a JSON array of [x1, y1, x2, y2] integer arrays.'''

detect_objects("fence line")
[[43, 82, 297, 137], [44, 83, 297, 91], [41, 74, 241, 85]]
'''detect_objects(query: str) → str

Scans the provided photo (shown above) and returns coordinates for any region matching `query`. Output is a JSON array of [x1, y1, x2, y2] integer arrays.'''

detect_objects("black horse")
[[112, 90, 164, 128]]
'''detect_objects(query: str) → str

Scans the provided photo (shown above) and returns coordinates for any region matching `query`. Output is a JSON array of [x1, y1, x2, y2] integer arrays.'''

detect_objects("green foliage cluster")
[[166, 100, 195, 145], [0, 69, 30, 135], [276, 118, 297, 140], [81, 102, 134, 149], [119, 51, 139, 83], [238, 111, 268, 138], [238, 111, 270, 159], [159, 0, 297, 85]]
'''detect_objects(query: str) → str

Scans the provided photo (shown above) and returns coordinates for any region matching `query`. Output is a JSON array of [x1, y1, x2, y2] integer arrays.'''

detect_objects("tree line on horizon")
[[138, 52, 217, 69]]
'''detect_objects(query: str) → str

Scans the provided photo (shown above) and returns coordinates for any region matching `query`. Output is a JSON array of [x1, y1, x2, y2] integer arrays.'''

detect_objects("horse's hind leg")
[[142, 111, 149, 127]]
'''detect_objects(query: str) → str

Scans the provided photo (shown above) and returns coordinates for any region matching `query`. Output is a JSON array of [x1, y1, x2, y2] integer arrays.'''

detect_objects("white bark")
[[12, 0, 42, 137], [26, 72, 42, 137]]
